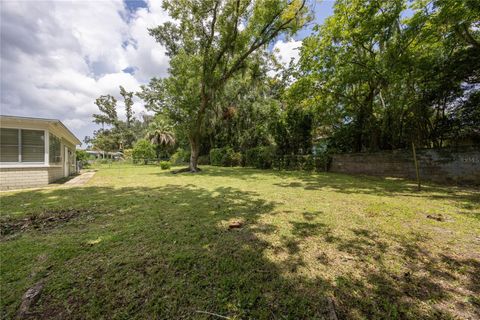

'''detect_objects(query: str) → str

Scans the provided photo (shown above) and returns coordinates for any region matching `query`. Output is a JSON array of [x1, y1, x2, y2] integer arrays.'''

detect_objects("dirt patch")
[[0, 209, 98, 239]]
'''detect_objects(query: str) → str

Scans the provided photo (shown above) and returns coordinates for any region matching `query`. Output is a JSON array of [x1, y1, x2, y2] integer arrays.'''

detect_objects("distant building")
[[0, 115, 81, 190], [85, 150, 123, 160]]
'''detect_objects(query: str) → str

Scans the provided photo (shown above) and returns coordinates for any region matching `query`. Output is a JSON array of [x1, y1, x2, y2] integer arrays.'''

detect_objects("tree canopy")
[[89, 0, 479, 167], [144, 0, 312, 171]]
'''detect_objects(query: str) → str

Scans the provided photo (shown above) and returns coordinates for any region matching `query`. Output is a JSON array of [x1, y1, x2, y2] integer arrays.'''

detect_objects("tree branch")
[[221, 0, 307, 83]]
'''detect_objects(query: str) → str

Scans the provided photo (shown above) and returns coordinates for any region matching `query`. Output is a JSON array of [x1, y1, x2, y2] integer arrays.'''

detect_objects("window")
[[21, 130, 45, 162], [0, 128, 19, 162], [49, 133, 62, 164], [0, 128, 45, 163]]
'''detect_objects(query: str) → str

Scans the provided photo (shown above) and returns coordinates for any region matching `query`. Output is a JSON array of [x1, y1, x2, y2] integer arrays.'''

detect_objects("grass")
[[1, 164, 479, 319]]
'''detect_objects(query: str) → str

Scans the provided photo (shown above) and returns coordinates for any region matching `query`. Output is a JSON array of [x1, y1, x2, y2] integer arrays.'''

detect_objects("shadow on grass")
[[1, 184, 478, 319], [189, 166, 480, 217]]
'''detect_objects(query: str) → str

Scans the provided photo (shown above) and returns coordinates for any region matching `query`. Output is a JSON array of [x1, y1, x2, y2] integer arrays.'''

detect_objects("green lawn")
[[1, 165, 479, 319]]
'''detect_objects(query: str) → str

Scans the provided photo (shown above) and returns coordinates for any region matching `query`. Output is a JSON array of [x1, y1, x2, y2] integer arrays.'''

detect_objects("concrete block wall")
[[0, 166, 66, 190], [0, 168, 50, 190], [48, 167, 64, 183], [330, 146, 480, 185]]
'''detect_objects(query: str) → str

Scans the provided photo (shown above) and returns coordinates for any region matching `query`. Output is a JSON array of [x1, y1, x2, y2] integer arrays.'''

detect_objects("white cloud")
[[0, 0, 171, 142], [63, 118, 88, 130], [272, 39, 302, 66]]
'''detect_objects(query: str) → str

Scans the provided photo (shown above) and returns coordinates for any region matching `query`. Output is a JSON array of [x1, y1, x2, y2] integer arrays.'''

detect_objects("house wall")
[[0, 167, 49, 190], [0, 166, 66, 190], [329, 146, 480, 185], [0, 117, 80, 190], [48, 166, 64, 183]]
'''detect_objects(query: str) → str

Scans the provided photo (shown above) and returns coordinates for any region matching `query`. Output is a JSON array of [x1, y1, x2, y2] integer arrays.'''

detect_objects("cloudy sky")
[[0, 0, 333, 144]]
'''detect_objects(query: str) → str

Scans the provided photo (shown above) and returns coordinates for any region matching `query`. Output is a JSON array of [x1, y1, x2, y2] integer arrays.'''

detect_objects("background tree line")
[[87, 0, 479, 169]]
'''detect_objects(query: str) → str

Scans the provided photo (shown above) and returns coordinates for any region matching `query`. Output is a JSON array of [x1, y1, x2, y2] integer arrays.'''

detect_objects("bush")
[[197, 154, 210, 165], [123, 149, 133, 161], [159, 161, 171, 170], [76, 150, 89, 162], [75, 150, 90, 168], [230, 151, 242, 167], [171, 148, 190, 165], [210, 147, 242, 167], [244, 146, 276, 169], [209, 148, 224, 166], [132, 139, 156, 164]]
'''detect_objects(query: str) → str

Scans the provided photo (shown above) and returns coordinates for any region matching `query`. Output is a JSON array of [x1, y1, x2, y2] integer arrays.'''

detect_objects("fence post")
[[411, 142, 421, 191]]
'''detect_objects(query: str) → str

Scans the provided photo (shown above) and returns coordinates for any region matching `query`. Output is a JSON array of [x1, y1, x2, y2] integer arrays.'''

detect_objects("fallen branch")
[[327, 297, 338, 320], [196, 310, 231, 319]]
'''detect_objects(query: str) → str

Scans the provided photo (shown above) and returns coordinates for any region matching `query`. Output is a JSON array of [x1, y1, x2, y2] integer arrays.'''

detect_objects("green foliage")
[[90, 87, 145, 152], [75, 150, 89, 163], [145, 115, 176, 148], [145, 115, 177, 159], [170, 148, 190, 165], [132, 139, 156, 164], [210, 148, 241, 167], [142, 0, 311, 170], [93, 95, 118, 127], [228, 150, 243, 167], [296, 0, 480, 152], [205, 75, 279, 154], [272, 105, 313, 155], [123, 149, 133, 160], [209, 148, 224, 166], [245, 146, 276, 169], [159, 161, 171, 170], [197, 154, 210, 165]]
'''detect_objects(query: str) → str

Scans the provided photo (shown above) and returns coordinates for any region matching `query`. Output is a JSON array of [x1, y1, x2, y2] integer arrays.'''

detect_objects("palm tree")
[[145, 117, 176, 159]]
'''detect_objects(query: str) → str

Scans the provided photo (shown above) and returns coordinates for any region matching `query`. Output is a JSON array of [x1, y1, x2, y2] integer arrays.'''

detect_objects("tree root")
[[171, 167, 202, 174]]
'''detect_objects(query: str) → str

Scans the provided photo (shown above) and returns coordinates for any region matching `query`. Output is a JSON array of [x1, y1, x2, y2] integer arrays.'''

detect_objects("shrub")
[[197, 154, 210, 165], [132, 139, 156, 164], [210, 147, 241, 166], [159, 161, 171, 170], [75, 150, 90, 168], [209, 148, 224, 166], [228, 150, 242, 167], [123, 149, 133, 161], [170, 148, 190, 165], [76, 150, 89, 162], [245, 146, 276, 169]]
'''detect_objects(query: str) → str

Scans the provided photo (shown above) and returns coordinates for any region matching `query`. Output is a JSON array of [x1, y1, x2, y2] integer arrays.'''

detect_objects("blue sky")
[[296, 0, 335, 40], [1, 0, 335, 144]]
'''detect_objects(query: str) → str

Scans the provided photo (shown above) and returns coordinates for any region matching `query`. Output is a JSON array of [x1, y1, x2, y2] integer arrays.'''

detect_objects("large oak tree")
[[147, 0, 311, 171]]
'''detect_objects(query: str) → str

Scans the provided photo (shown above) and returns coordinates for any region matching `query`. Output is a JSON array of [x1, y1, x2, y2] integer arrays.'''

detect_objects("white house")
[[0, 115, 81, 190]]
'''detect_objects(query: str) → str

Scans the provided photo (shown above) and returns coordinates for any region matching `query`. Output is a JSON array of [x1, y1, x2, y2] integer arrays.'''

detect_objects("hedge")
[[209, 146, 331, 171], [210, 147, 242, 166], [244, 146, 276, 169]]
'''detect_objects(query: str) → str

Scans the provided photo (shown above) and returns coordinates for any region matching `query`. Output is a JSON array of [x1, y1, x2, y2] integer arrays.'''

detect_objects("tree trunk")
[[189, 135, 200, 172], [188, 89, 208, 172]]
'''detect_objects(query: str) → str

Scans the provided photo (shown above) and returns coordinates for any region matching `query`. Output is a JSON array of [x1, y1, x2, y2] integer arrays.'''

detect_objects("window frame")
[[0, 126, 49, 166], [49, 133, 62, 165], [21, 129, 46, 163], [0, 128, 21, 163]]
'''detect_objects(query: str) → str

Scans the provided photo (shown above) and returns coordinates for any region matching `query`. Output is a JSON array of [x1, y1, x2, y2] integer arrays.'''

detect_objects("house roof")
[[0, 115, 81, 145]]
